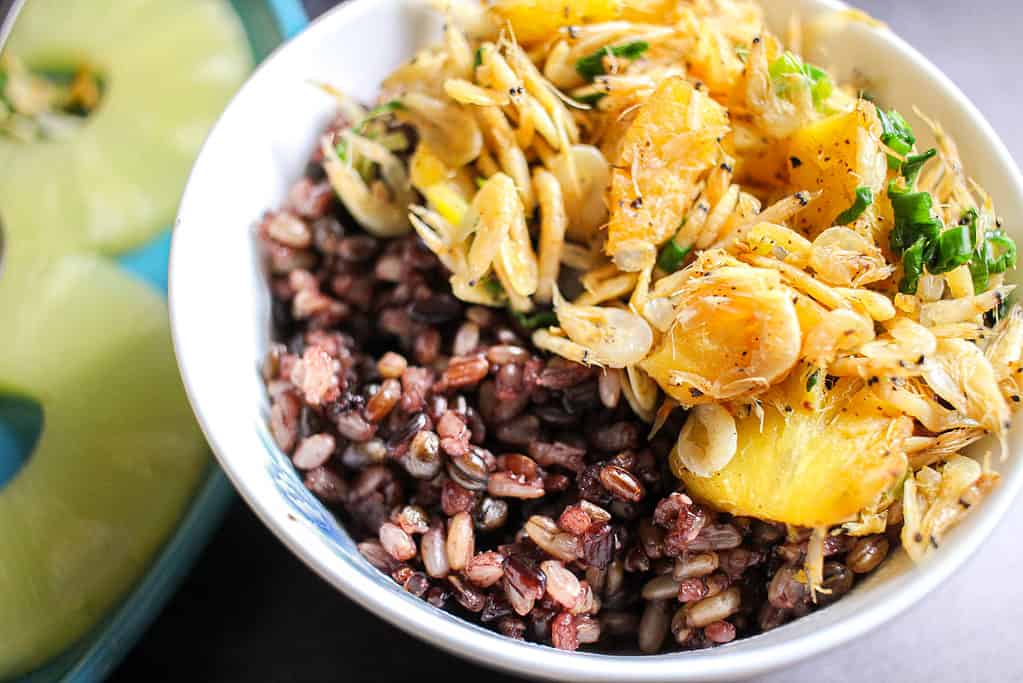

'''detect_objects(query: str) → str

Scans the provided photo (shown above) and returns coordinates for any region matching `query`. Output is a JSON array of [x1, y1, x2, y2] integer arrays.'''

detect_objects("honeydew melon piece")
[[0, 253, 208, 678], [0, 0, 252, 254]]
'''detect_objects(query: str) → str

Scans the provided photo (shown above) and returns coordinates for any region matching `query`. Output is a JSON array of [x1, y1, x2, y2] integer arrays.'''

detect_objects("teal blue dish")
[[4, 2, 308, 681]]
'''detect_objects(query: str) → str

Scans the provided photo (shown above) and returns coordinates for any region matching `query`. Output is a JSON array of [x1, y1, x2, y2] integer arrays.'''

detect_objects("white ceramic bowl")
[[169, 1, 1023, 679]]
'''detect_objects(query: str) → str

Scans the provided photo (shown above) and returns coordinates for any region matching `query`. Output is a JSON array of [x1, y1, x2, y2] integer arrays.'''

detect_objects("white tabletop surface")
[[758, 2, 1022, 681]]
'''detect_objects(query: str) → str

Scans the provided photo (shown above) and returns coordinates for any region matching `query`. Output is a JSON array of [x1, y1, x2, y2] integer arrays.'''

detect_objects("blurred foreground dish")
[[0, 0, 251, 677]]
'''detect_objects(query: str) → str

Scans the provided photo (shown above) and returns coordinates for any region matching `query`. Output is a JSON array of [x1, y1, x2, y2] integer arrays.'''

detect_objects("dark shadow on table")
[[111, 501, 526, 683]]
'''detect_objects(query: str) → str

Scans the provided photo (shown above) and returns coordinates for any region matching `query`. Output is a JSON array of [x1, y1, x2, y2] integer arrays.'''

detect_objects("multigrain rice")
[[258, 132, 897, 654]]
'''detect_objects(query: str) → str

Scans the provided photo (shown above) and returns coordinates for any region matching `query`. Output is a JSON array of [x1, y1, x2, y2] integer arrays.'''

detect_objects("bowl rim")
[[169, 0, 1023, 680]]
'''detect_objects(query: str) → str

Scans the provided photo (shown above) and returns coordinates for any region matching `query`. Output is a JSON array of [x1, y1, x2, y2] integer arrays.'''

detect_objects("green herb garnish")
[[894, 200, 1018, 295], [657, 239, 692, 273], [888, 181, 941, 255], [901, 148, 937, 185], [927, 224, 973, 274], [889, 179, 942, 295], [970, 252, 990, 293], [483, 277, 504, 295], [962, 208, 1016, 291], [768, 51, 833, 109], [575, 41, 649, 81], [511, 309, 558, 330], [356, 100, 404, 132], [877, 107, 915, 170], [806, 369, 821, 391], [987, 231, 1017, 273], [835, 186, 873, 225], [899, 238, 927, 294], [474, 47, 483, 68]]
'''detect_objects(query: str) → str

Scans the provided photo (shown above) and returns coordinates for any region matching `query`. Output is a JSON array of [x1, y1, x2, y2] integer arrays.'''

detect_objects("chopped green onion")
[[899, 238, 927, 294], [768, 51, 833, 109], [802, 62, 833, 106], [573, 91, 607, 107], [888, 181, 941, 254], [356, 100, 404, 132], [475, 176, 487, 189], [768, 52, 802, 90], [483, 277, 505, 298], [901, 148, 937, 185], [806, 369, 821, 391], [957, 208, 1018, 291], [657, 239, 692, 273], [970, 252, 990, 293], [474, 47, 483, 68], [511, 309, 559, 330], [835, 186, 873, 225], [987, 231, 1017, 273], [877, 107, 915, 170], [575, 41, 650, 81], [927, 225, 973, 274]]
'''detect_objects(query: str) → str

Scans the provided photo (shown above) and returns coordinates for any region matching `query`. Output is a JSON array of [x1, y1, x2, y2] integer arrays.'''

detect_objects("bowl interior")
[[170, 0, 1023, 680]]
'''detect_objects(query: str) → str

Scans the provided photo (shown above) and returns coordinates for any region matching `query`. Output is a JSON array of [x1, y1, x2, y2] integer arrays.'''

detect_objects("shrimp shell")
[[626, 365, 660, 415], [801, 308, 875, 367], [743, 34, 816, 139], [497, 205, 540, 298], [742, 222, 813, 267], [546, 144, 610, 242], [671, 404, 738, 477], [906, 428, 987, 470], [926, 338, 1010, 438], [533, 168, 567, 303], [919, 286, 1014, 327], [575, 273, 638, 306], [444, 22, 475, 80], [985, 305, 1023, 383], [400, 92, 483, 168], [467, 173, 518, 282], [552, 289, 653, 368], [476, 105, 535, 211], [321, 136, 412, 238], [532, 328, 600, 366], [808, 227, 893, 287], [444, 78, 510, 106]]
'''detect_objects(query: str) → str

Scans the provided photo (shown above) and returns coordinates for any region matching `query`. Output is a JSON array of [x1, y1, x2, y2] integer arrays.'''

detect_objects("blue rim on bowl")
[[169, 0, 1023, 680]]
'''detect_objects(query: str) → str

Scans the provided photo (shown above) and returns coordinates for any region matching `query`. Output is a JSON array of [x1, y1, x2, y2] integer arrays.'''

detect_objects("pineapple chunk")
[[676, 373, 912, 527], [787, 100, 887, 235], [640, 253, 801, 403], [607, 77, 728, 270], [490, 0, 673, 44], [410, 144, 473, 226]]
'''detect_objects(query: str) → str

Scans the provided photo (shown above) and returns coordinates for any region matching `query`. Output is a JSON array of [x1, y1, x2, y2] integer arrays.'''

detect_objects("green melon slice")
[[0, 0, 252, 254], [0, 253, 208, 678]]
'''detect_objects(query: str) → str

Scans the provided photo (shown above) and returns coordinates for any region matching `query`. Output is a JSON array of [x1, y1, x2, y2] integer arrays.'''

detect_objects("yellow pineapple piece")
[[606, 77, 729, 270], [787, 100, 887, 235], [675, 373, 912, 527], [490, 0, 674, 44], [410, 144, 472, 226], [639, 253, 801, 403]]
